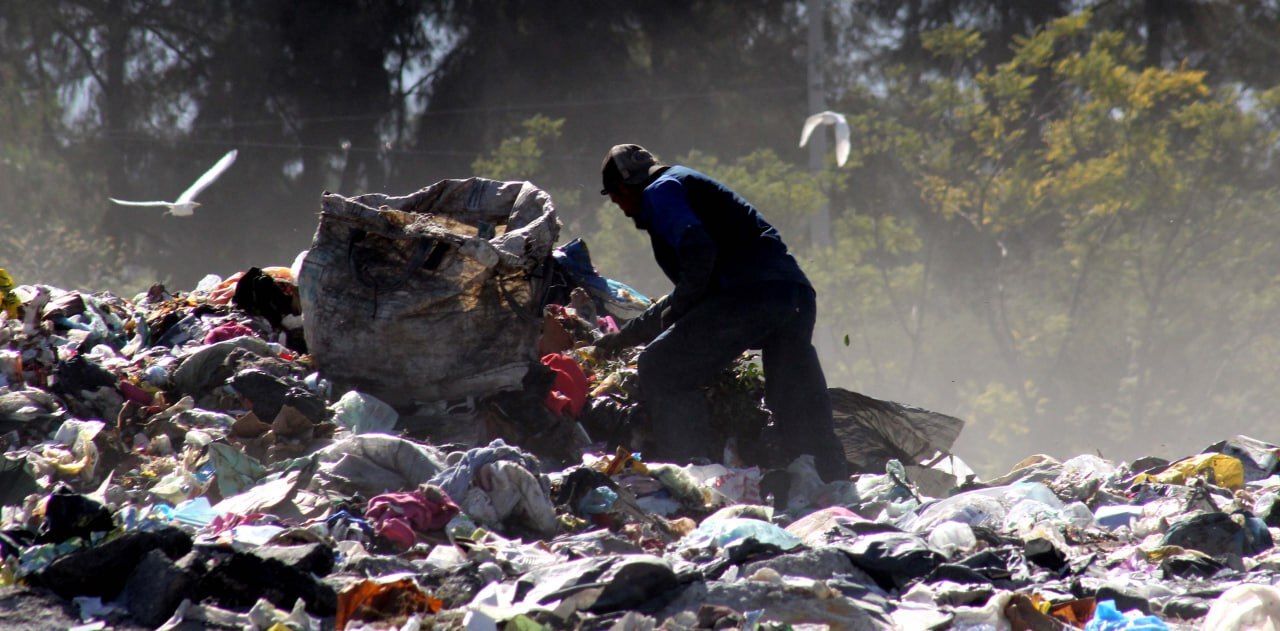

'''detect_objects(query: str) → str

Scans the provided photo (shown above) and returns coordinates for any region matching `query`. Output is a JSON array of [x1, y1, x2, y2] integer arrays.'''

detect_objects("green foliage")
[[471, 115, 565, 181], [921, 25, 985, 61], [0, 60, 149, 293], [853, 12, 1280, 474], [472, 114, 582, 233], [7, 1, 1280, 479], [679, 149, 828, 249]]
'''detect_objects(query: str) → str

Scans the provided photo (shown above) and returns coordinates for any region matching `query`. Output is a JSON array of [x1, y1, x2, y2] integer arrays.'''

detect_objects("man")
[[595, 144, 849, 482]]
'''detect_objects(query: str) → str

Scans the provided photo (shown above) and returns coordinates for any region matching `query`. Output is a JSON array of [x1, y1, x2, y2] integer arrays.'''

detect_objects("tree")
[[408, 1, 812, 231], [862, 13, 1280, 469], [0, 52, 124, 291], [1, 1, 447, 288]]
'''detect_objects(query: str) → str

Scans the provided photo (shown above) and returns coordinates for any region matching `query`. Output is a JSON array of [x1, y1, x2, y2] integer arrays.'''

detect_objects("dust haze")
[[5, 1, 1280, 478]]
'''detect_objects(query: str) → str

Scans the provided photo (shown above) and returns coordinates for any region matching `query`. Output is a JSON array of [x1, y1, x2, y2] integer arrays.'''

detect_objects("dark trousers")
[[636, 281, 849, 481]]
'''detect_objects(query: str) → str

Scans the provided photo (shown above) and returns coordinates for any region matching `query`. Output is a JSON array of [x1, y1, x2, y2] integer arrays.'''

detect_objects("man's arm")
[[605, 295, 670, 349], [595, 228, 716, 354], [645, 179, 717, 324]]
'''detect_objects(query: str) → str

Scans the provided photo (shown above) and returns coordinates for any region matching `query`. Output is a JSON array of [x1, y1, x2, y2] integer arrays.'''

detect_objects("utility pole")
[[807, 0, 832, 248], [806, 0, 838, 368]]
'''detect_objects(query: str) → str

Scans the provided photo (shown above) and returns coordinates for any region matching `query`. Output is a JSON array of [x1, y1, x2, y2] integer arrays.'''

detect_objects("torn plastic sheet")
[[316, 433, 445, 497], [170, 497, 218, 529], [213, 460, 316, 516], [208, 442, 267, 497], [157, 596, 319, 631], [829, 387, 965, 472], [331, 390, 399, 435]]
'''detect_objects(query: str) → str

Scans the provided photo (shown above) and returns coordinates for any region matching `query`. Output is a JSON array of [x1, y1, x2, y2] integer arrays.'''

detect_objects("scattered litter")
[[1, 178, 1272, 629]]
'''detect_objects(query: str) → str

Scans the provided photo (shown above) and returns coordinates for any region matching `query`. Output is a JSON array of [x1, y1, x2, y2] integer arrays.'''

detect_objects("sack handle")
[[495, 254, 559, 326], [348, 229, 441, 318]]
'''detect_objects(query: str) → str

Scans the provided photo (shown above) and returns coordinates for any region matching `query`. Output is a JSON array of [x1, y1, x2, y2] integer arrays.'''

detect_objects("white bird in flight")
[[799, 111, 851, 167], [109, 149, 238, 217]]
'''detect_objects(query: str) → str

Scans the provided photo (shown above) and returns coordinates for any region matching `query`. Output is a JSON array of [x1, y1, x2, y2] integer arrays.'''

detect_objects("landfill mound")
[[3, 262, 1280, 631]]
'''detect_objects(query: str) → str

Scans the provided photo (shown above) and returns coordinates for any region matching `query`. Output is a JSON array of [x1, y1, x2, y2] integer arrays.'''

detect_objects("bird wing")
[[109, 198, 175, 207], [800, 111, 829, 147], [175, 149, 237, 204], [166, 203, 197, 218], [832, 114, 851, 167]]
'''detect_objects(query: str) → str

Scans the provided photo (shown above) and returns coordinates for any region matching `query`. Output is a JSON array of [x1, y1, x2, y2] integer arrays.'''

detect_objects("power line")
[[60, 81, 805, 160], [86, 83, 807, 134], [98, 132, 594, 162]]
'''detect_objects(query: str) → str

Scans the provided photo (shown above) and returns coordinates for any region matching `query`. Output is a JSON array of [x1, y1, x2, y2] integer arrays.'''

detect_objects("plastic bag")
[[550, 239, 651, 320], [1084, 600, 1168, 630], [331, 390, 399, 435], [1202, 584, 1280, 631], [0, 268, 22, 320], [927, 521, 977, 559], [681, 517, 801, 551], [1133, 453, 1244, 490]]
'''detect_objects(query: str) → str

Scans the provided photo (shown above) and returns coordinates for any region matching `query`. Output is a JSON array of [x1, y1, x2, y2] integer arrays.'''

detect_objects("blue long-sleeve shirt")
[[638, 165, 810, 320]]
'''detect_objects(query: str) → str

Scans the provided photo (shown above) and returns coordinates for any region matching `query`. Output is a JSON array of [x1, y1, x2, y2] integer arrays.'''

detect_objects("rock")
[[741, 547, 866, 582], [124, 549, 194, 627], [656, 579, 885, 630], [37, 527, 192, 599], [0, 585, 145, 631], [249, 543, 335, 576], [1024, 537, 1067, 572], [1095, 584, 1152, 616], [190, 546, 337, 616]]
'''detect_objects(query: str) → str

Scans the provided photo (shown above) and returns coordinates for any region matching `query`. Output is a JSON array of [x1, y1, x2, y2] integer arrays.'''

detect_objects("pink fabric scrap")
[[117, 380, 154, 405], [366, 485, 460, 550], [203, 322, 256, 345], [599, 315, 620, 333], [207, 511, 270, 536]]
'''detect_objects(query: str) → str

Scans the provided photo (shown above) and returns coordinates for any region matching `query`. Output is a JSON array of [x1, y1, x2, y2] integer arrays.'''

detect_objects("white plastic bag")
[[331, 390, 399, 435], [1203, 584, 1280, 631]]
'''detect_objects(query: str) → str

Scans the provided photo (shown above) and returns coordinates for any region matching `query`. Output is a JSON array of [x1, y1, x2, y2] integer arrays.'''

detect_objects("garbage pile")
[[4, 178, 1280, 630], [6, 266, 1280, 631]]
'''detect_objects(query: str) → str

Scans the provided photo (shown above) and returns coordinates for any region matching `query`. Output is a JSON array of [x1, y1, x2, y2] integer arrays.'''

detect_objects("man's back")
[[641, 165, 810, 290]]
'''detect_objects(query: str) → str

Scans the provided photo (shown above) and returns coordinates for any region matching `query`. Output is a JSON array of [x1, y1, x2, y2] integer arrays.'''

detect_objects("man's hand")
[[593, 332, 629, 358], [659, 302, 681, 330]]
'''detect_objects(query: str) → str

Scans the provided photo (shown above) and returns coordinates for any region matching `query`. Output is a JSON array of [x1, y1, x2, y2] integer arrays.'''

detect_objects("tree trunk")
[[100, 0, 131, 248]]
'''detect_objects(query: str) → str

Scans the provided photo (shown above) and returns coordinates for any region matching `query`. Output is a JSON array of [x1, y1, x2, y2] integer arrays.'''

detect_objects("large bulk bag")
[[298, 178, 560, 410]]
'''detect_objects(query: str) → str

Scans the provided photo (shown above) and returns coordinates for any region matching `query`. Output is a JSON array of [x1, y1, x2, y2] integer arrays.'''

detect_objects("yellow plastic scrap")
[[589, 372, 624, 398], [1139, 544, 1201, 562], [1026, 593, 1051, 614], [0, 558, 15, 587], [0, 268, 20, 319], [648, 463, 706, 508], [1134, 453, 1244, 490], [53, 455, 90, 477], [598, 445, 648, 476], [558, 513, 589, 531]]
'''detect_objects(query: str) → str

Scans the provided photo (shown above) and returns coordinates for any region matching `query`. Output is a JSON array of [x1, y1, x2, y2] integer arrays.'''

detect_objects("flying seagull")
[[799, 111, 851, 167], [109, 149, 238, 217]]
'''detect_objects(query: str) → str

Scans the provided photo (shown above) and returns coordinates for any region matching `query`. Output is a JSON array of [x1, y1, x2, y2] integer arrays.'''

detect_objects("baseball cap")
[[601, 144, 664, 195]]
